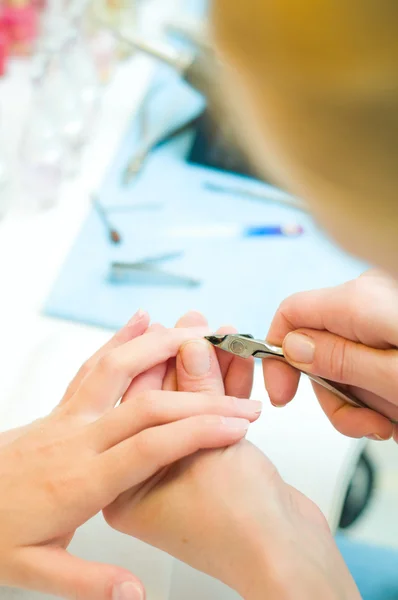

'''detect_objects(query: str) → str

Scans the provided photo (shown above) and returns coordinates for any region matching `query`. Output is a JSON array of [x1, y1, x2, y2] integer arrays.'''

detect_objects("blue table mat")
[[44, 68, 367, 335]]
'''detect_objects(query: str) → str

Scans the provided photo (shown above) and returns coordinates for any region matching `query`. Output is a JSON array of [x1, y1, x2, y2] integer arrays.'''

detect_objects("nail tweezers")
[[109, 252, 200, 287], [205, 333, 394, 420]]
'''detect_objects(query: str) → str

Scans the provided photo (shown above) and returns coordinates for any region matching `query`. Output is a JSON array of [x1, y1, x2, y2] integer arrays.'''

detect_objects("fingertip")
[[113, 580, 145, 600], [224, 355, 254, 398], [218, 416, 250, 440], [263, 360, 300, 406], [117, 311, 150, 342], [175, 310, 209, 328], [366, 433, 392, 441], [216, 324, 238, 335], [146, 322, 166, 333], [126, 309, 150, 328], [315, 385, 394, 440]]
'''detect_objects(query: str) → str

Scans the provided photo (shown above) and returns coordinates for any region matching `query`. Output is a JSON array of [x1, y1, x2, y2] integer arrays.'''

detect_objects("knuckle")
[[277, 296, 294, 318], [97, 352, 122, 377], [136, 391, 161, 422], [76, 359, 93, 380], [277, 293, 303, 328], [327, 337, 350, 382], [135, 389, 156, 404], [133, 430, 156, 463], [182, 380, 211, 393], [279, 291, 303, 311]]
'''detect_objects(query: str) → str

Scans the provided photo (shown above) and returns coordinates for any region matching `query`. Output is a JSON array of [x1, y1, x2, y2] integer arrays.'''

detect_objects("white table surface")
[[0, 39, 364, 599]]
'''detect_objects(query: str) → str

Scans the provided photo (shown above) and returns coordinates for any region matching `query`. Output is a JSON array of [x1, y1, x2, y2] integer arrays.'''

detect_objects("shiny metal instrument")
[[205, 333, 397, 422]]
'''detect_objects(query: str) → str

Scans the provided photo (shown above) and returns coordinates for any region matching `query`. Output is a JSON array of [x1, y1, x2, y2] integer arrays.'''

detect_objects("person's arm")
[[0, 310, 259, 600], [104, 311, 361, 600], [232, 535, 362, 600]]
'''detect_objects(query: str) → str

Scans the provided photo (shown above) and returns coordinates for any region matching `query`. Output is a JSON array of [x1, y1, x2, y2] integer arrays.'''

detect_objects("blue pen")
[[167, 224, 304, 238]]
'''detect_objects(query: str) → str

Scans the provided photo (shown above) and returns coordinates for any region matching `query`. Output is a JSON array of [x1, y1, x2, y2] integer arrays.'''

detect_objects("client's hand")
[[0, 311, 260, 600], [104, 312, 360, 600]]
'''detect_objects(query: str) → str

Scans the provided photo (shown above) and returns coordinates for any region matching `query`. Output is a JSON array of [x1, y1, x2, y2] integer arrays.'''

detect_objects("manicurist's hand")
[[104, 311, 361, 600], [264, 269, 398, 441], [0, 310, 259, 600]]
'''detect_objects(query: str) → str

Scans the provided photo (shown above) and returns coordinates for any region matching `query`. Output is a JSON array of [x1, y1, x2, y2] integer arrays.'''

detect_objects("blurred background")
[[0, 0, 397, 598]]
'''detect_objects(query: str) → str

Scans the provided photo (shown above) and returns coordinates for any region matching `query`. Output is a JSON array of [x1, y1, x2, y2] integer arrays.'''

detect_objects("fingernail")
[[113, 581, 144, 600], [366, 434, 385, 441], [180, 340, 211, 377], [221, 417, 250, 433], [251, 400, 263, 414], [271, 402, 287, 408], [284, 333, 315, 364], [236, 398, 262, 415], [127, 309, 145, 327]]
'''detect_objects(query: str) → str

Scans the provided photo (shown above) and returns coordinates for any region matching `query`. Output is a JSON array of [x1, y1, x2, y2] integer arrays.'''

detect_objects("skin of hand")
[[0, 310, 262, 600], [263, 269, 398, 442], [104, 312, 360, 600]]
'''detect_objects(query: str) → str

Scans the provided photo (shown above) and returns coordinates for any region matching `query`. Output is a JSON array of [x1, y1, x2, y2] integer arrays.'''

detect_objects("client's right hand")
[[0, 310, 258, 600], [104, 312, 361, 600]]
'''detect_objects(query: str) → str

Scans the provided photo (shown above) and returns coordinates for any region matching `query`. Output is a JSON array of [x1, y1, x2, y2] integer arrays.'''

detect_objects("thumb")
[[15, 547, 145, 600], [283, 328, 398, 417], [177, 339, 225, 394]]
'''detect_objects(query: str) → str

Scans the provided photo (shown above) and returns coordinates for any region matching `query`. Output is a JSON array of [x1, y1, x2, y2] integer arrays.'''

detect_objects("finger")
[[176, 311, 209, 328], [90, 391, 262, 450], [177, 338, 225, 394], [122, 324, 168, 401], [268, 281, 398, 348], [15, 546, 145, 600], [66, 326, 210, 417], [283, 328, 398, 421], [263, 360, 301, 407], [212, 326, 237, 379], [60, 310, 150, 406], [124, 316, 209, 399], [263, 278, 398, 407], [100, 416, 250, 499], [164, 311, 209, 391], [174, 314, 252, 397], [214, 325, 255, 398], [312, 383, 393, 440]]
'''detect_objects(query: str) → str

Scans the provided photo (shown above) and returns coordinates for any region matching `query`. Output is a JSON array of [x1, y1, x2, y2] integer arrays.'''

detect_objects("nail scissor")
[[205, 333, 397, 422]]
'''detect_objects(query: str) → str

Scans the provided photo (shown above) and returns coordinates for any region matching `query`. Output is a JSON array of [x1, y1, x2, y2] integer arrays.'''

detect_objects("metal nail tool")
[[109, 252, 200, 288], [205, 333, 397, 422], [123, 115, 200, 184]]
